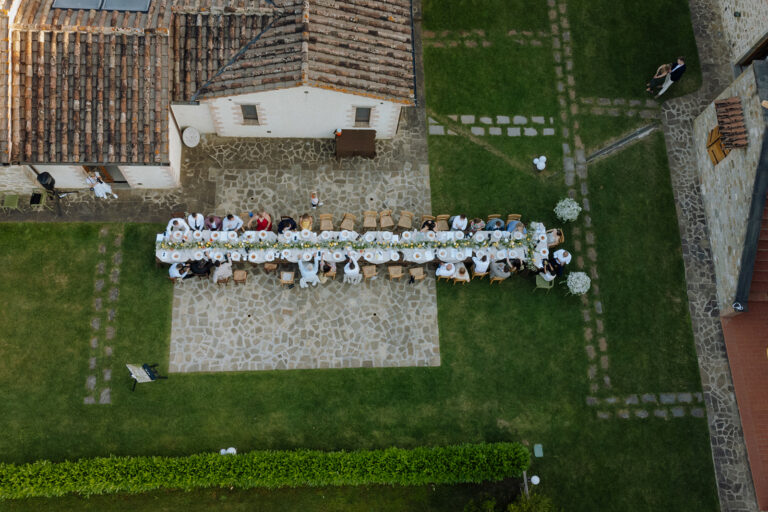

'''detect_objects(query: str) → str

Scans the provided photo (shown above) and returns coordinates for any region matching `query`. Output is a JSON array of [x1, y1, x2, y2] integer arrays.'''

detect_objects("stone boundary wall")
[[0, 165, 39, 193], [693, 64, 766, 313], [715, 0, 768, 63]]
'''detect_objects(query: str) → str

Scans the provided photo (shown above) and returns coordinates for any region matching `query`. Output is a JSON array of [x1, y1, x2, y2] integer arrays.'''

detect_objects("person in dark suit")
[[655, 57, 686, 98]]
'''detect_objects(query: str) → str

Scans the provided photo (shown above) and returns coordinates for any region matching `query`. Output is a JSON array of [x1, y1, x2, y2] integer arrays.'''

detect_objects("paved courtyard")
[[167, 107, 441, 373]]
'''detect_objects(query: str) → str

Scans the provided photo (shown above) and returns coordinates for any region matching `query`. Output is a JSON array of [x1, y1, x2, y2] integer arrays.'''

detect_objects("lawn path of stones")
[[84, 225, 122, 405]]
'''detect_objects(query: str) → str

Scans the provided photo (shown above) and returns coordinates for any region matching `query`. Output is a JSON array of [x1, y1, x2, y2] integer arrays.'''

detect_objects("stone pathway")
[[422, 28, 549, 49], [657, 0, 757, 507], [84, 226, 122, 405], [427, 115, 557, 137], [579, 97, 661, 119]]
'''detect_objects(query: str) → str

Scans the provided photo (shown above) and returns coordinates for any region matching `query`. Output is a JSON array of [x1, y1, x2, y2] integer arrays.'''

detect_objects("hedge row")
[[0, 442, 529, 499]]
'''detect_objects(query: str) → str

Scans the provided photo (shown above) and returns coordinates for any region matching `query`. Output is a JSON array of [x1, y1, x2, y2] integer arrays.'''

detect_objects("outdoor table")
[[335, 129, 376, 158]]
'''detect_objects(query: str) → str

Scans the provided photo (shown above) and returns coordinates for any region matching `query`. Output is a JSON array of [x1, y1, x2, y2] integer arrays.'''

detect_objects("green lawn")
[[422, 0, 547, 32], [577, 115, 655, 155], [569, 0, 701, 100]]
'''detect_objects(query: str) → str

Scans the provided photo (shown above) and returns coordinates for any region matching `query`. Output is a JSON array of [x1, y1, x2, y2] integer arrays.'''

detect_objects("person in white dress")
[[86, 172, 118, 199], [343, 255, 362, 284], [165, 217, 190, 235], [450, 215, 468, 231], [299, 253, 321, 288], [454, 263, 470, 282], [187, 213, 205, 231], [222, 214, 244, 232]]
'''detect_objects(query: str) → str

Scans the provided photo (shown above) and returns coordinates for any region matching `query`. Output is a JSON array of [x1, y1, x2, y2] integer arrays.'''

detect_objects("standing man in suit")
[[655, 56, 686, 98]]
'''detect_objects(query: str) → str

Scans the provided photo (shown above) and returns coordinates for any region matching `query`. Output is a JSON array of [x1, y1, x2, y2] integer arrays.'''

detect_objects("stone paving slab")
[[169, 272, 440, 372]]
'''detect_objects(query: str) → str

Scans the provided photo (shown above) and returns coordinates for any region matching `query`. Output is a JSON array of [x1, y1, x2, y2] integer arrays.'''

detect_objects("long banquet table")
[[155, 224, 553, 268]]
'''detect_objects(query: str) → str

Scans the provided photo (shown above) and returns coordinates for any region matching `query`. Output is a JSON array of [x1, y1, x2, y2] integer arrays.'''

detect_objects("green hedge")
[[0, 442, 529, 499]]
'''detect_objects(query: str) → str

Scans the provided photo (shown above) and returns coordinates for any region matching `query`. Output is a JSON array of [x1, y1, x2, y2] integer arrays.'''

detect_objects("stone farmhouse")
[[0, 0, 415, 191]]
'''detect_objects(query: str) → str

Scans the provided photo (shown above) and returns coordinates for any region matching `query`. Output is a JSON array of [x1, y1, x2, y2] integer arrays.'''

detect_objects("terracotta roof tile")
[[11, 29, 169, 163]]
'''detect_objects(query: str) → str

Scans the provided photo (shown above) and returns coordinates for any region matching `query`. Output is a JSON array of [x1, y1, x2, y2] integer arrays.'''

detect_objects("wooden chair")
[[487, 214, 501, 222], [534, 274, 555, 292], [324, 266, 337, 281], [362, 265, 377, 281], [299, 214, 314, 231], [340, 213, 356, 231], [472, 268, 488, 280], [489, 275, 506, 285], [409, 267, 426, 282], [453, 275, 469, 285], [379, 210, 395, 230], [437, 272, 452, 283], [506, 213, 521, 223], [387, 265, 404, 281], [420, 214, 435, 227], [167, 276, 181, 285], [216, 276, 230, 286], [435, 214, 450, 232], [363, 211, 378, 230], [319, 213, 334, 231], [279, 271, 295, 287], [233, 270, 247, 285], [397, 210, 414, 230], [263, 263, 278, 274], [171, 211, 186, 220], [547, 228, 564, 248]]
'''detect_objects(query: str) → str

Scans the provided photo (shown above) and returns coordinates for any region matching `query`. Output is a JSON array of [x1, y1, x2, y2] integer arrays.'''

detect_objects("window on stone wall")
[[240, 105, 260, 125], [354, 107, 372, 127]]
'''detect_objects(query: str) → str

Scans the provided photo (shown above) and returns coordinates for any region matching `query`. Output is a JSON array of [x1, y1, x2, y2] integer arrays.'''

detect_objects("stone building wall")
[[0, 165, 40, 193], [715, 0, 768, 63], [693, 64, 766, 313]]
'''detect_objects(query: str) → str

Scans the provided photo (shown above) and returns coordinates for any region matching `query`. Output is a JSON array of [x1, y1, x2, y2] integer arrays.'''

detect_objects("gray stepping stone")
[[660, 393, 676, 404], [447, 129, 457, 135], [588, 365, 597, 379], [99, 388, 111, 404], [479, 116, 493, 124], [428, 117, 438, 124], [533, 444, 543, 457], [542, 128, 555, 135], [604, 396, 617, 404], [95, 280, 105, 292], [562, 143, 571, 155], [105, 346, 113, 357], [513, 115, 527, 124], [103, 369, 111, 382], [671, 406, 685, 417], [86, 375, 97, 390], [94, 298, 102, 311], [691, 407, 705, 418], [507, 127, 521, 137], [460, 115, 475, 124], [629, 99, 642, 107], [96, 262, 105, 274], [598, 98, 611, 105], [110, 269, 120, 283], [109, 288, 119, 302], [586, 396, 598, 405], [523, 128, 537, 136], [496, 115, 510, 124], [532, 116, 546, 124], [694, 392, 703, 402], [617, 409, 630, 419], [489, 127, 502, 135], [594, 301, 603, 314], [89, 357, 97, 370], [625, 394, 639, 405], [654, 409, 668, 418], [597, 411, 611, 419], [549, 117, 554, 123], [677, 392, 693, 403], [428, 125, 445, 135], [603, 375, 612, 388], [585, 345, 596, 360], [84, 396, 96, 405], [448, 115, 458, 121], [90, 337, 98, 349], [470, 127, 485, 136], [99, 227, 109, 237], [106, 326, 116, 340], [113, 235, 123, 247], [575, 148, 586, 163], [108, 309, 117, 321], [564, 157, 574, 171], [635, 409, 649, 418], [98, 244, 107, 254]]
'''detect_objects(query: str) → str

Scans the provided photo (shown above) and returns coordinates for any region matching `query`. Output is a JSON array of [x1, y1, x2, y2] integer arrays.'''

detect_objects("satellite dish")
[[182, 127, 201, 148]]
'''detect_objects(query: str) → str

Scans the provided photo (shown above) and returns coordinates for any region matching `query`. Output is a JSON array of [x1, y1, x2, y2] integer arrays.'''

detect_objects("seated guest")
[[489, 260, 511, 280], [187, 213, 205, 232], [299, 213, 314, 231], [506, 220, 527, 234], [222, 213, 244, 232], [540, 266, 557, 282], [277, 216, 297, 234], [343, 254, 362, 284], [211, 258, 233, 283], [547, 228, 563, 247], [421, 219, 436, 232], [299, 253, 321, 288], [246, 211, 272, 231], [165, 217, 190, 235], [450, 214, 468, 231], [319, 256, 336, 284], [472, 254, 490, 274], [436, 262, 456, 278], [189, 259, 213, 277], [454, 263, 470, 283], [169, 263, 192, 280], [205, 215, 222, 231], [469, 218, 486, 233], [486, 218, 505, 231], [507, 257, 524, 273], [549, 249, 572, 276]]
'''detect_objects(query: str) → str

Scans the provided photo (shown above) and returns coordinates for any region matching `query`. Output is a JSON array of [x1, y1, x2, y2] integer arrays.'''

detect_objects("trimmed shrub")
[[0, 442, 529, 499]]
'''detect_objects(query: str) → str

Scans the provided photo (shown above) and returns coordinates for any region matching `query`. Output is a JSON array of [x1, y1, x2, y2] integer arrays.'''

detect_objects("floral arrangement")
[[554, 198, 582, 222], [566, 272, 591, 295]]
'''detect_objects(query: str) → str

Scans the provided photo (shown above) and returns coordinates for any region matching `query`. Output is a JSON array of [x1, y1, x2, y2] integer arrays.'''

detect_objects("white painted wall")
[[0, 165, 39, 193], [118, 165, 177, 189], [171, 103, 216, 134], [200, 86, 403, 139], [33, 164, 89, 188]]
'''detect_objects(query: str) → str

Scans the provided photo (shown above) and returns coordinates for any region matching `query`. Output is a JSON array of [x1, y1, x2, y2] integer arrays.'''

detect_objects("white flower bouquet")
[[566, 271, 591, 295], [554, 197, 582, 222]]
